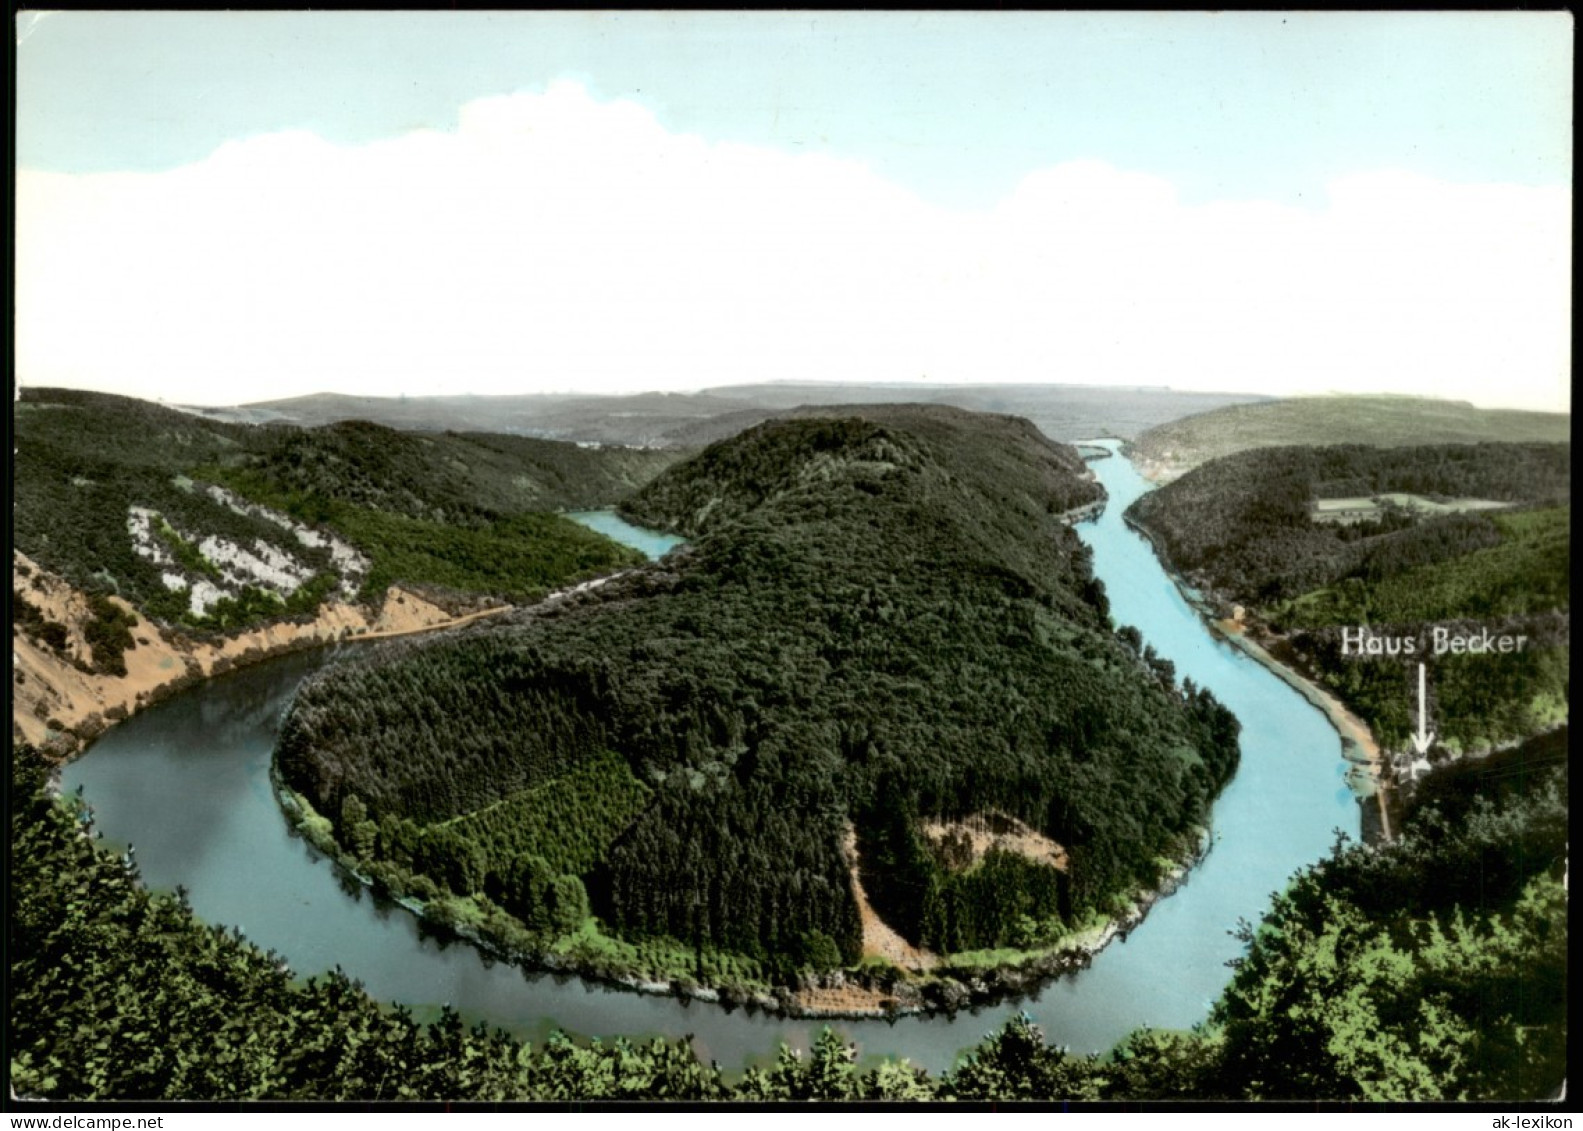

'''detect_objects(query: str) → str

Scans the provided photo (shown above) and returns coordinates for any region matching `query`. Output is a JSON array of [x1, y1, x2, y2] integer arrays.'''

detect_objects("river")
[[62, 449, 1359, 1076], [564, 510, 685, 558]]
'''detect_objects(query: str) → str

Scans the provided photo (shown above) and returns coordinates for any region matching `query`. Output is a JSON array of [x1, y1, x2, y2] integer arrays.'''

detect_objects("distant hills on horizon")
[[168, 382, 1274, 448], [18, 380, 1568, 465], [1127, 394, 1572, 480]]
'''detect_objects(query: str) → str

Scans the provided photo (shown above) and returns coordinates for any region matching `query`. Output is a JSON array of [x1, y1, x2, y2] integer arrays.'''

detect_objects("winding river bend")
[[62, 446, 1358, 1076]]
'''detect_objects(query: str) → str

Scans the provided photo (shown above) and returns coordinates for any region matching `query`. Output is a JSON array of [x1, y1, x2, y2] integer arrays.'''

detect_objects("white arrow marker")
[[1410, 662, 1435, 756]]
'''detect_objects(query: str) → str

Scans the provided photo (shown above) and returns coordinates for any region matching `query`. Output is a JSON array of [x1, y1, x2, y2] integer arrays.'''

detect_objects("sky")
[[14, 12, 1573, 411]]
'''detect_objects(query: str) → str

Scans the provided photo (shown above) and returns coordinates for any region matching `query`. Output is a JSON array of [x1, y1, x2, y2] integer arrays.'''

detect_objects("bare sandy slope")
[[920, 811, 1069, 871], [841, 824, 938, 972], [12, 552, 507, 757], [839, 813, 1067, 974], [791, 983, 895, 1015]]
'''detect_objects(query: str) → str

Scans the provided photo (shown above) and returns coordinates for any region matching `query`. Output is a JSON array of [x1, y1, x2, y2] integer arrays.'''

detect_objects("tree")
[[944, 1016, 1104, 1100]]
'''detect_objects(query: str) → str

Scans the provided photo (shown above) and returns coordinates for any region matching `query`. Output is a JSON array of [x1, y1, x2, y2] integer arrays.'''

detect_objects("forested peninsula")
[[276, 406, 1241, 1008], [1126, 442, 1569, 777]]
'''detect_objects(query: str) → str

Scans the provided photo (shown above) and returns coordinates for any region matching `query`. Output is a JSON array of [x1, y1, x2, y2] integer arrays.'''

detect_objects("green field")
[[429, 749, 653, 878], [327, 506, 645, 603], [1310, 493, 1514, 524]]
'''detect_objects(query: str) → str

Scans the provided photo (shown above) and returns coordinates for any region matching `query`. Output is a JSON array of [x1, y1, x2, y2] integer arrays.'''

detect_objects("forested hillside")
[[1207, 729, 1567, 1100], [16, 728, 1559, 1100], [1127, 443, 1569, 754], [13, 389, 674, 632], [1128, 395, 1570, 480], [277, 407, 1241, 988]]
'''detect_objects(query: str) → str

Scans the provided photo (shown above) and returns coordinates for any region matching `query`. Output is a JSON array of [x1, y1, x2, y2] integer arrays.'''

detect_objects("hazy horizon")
[[152, 384, 1568, 417], [16, 12, 1572, 413], [25, 381, 1576, 431]]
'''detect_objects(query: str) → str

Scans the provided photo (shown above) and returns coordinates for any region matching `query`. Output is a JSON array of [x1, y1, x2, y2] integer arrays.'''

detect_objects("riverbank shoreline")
[[54, 439, 1356, 1067], [244, 451, 1233, 1023], [14, 551, 511, 764], [1202, 619, 1392, 842], [1118, 512, 1393, 844], [269, 752, 1218, 1022]]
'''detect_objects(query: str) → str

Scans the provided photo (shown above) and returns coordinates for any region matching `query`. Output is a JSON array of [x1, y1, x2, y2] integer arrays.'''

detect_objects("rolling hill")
[[12, 388, 677, 754], [184, 382, 1269, 448], [14, 388, 677, 627], [275, 405, 1241, 995], [1126, 442, 1569, 758], [1128, 395, 1571, 481]]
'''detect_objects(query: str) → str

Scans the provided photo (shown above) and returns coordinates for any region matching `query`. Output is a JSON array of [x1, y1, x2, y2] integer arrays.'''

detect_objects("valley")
[[1125, 441, 1569, 804], [273, 407, 1241, 1005], [12, 13, 1570, 1103], [10, 391, 1568, 1100]]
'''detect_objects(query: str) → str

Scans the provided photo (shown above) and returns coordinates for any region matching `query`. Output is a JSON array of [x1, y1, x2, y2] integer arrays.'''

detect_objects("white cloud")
[[15, 80, 1571, 412]]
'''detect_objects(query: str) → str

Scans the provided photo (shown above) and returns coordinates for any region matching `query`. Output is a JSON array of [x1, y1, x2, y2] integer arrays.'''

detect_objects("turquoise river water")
[[63, 447, 1358, 1075]]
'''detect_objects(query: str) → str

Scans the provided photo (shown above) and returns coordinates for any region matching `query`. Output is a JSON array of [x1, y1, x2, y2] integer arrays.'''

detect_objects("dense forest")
[[1207, 728, 1568, 1100], [1127, 443, 1567, 602], [277, 408, 1241, 983], [1127, 443, 1569, 752], [12, 735, 1562, 1101], [13, 388, 676, 635]]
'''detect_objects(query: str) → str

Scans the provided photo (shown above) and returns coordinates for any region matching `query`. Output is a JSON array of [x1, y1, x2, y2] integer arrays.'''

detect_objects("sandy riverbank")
[[1207, 617, 1392, 841], [1115, 516, 1393, 843], [12, 551, 509, 759]]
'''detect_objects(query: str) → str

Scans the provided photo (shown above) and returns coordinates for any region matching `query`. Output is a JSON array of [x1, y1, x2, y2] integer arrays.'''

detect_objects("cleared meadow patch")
[[1311, 493, 1514, 524]]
